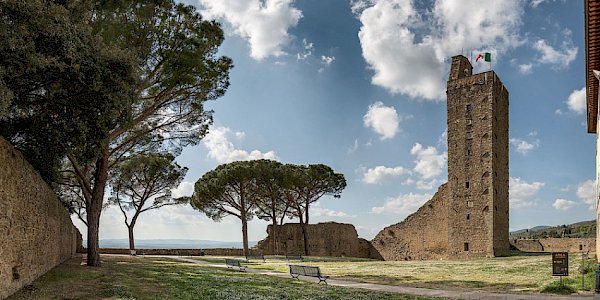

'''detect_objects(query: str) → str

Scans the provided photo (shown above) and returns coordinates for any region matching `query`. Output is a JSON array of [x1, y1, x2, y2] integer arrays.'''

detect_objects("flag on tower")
[[476, 52, 491, 62]]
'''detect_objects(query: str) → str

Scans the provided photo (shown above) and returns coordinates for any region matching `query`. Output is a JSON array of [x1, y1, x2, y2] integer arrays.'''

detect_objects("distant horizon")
[[89, 238, 258, 249]]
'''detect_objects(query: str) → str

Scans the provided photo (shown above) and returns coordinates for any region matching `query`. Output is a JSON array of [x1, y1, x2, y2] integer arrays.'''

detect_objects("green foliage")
[[540, 279, 577, 294], [0, 0, 136, 182], [109, 152, 189, 215], [191, 160, 259, 221]]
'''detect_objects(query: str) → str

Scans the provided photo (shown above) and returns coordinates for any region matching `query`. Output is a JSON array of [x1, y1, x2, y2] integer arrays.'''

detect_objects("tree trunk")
[[298, 212, 309, 256], [242, 218, 249, 256], [86, 149, 110, 266], [272, 218, 277, 255], [128, 225, 135, 252], [86, 209, 101, 266]]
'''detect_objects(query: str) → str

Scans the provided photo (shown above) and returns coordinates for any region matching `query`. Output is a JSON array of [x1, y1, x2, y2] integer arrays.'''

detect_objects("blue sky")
[[75, 0, 597, 243]]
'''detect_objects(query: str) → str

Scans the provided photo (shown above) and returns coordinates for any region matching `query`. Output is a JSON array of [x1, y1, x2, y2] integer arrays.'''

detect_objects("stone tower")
[[446, 55, 509, 258], [370, 55, 509, 261]]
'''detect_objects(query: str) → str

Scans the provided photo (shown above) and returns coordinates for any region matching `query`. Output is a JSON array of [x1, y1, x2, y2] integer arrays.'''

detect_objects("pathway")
[[148, 255, 594, 300]]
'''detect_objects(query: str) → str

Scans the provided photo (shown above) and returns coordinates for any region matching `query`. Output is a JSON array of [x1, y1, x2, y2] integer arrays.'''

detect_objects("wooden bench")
[[288, 265, 329, 284], [285, 254, 303, 261], [245, 254, 265, 262], [225, 259, 246, 272]]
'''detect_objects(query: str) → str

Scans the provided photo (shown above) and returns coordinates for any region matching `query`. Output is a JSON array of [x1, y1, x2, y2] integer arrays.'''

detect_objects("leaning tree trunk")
[[86, 149, 110, 266]]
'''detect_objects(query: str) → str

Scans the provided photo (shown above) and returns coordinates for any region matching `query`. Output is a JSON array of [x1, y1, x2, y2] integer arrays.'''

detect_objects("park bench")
[[288, 265, 329, 284], [285, 254, 303, 261], [225, 259, 247, 272], [245, 253, 265, 262]]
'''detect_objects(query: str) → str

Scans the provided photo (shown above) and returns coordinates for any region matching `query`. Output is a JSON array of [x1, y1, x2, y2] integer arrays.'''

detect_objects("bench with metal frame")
[[225, 259, 247, 272], [288, 265, 329, 284]]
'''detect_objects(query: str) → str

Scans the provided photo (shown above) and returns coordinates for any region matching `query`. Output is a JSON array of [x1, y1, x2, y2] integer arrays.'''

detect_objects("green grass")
[[195, 252, 597, 294], [7, 255, 444, 300]]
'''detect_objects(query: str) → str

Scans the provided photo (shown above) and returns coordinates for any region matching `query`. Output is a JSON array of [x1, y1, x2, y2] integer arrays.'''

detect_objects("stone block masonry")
[[372, 55, 509, 260], [0, 137, 80, 299], [255, 222, 381, 259]]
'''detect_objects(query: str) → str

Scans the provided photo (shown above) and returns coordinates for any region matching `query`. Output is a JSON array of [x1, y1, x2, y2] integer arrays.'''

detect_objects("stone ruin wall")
[[371, 184, 449, 261], [0, 137, 81, 299], [255, 222, 381, 259], [512, 238, 596, 253]]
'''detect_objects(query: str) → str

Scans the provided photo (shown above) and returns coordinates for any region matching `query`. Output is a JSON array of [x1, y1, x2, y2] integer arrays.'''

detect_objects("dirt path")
[[151, 255, 594, 300]]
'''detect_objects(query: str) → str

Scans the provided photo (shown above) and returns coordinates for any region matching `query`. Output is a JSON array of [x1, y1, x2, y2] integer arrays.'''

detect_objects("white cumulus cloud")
[[371, 192, 432, 214], [518, 63, 533, 74], [552, 198, 576, 210], [199, 0, 302, 60], [410, 143, 447, 180], [362, 166, 409, 184], [510, 137, 539, 155], [576, 179, 596, 210], [363, 101, 400, 140], [566, 87, 586, 114], [203, 126, 279, 163], [509, 177, 545, 208], [533, 39, 577, 69], [355, 0, 524, 100], [171, 181, 195, 198]]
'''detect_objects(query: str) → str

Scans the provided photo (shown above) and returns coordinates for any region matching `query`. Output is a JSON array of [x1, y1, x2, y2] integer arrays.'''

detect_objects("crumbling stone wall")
[[256, 222, 380, 258], [512, 238, 596, 253], [0, 137, 80, 299], [372, 184, 449, 260]]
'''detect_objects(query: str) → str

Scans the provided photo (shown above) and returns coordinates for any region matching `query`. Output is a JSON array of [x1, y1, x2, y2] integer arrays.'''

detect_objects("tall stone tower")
[[446, 55, 509, 258]]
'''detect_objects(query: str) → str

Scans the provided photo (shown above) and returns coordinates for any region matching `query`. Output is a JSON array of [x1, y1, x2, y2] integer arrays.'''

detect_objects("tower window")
[[466, 214, 470, 220], [464, 243, 469, 251], [466, 132, 473, 139], [465, 182, 470, 188], [466, 104, 472, 112]]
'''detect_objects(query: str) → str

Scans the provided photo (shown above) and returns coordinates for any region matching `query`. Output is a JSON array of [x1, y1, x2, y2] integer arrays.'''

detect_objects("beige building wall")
[[0, 137, 80, 299]]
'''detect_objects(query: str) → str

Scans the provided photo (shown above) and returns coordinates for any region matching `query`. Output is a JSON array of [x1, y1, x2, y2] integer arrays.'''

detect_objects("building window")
[[466, 132, 473, 139], [466, 104, 472, 112], [466, 214, 470, 220], [465, 182, 470, 188], [467, 150, 472, 156], [464, 243, 469, 251]]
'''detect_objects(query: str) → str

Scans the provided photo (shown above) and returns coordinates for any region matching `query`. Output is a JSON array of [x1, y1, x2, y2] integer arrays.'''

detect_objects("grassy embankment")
[[8, 255, 442, 300], [194, 252, 596, 294]]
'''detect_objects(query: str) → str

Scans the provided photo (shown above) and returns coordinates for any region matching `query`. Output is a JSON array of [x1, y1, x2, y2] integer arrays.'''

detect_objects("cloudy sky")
[[75, 0, 596, 244]]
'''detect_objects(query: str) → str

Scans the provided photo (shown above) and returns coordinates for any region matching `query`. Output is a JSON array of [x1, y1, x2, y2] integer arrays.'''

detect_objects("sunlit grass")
[[8, 255, 444, 300], [193, 252, 596, 294]]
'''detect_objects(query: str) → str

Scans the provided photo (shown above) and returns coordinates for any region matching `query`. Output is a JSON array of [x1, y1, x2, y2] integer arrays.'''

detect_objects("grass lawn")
[[7, 254, 444, 300], [193, 252, 596, 294]]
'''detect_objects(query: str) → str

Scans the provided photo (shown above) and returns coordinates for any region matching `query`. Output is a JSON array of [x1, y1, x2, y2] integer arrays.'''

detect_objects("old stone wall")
[[371, 184, 449, 261], [255, 222, 379, 258], [0, 137, 80, 299], [512, 238, 596, 253]]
